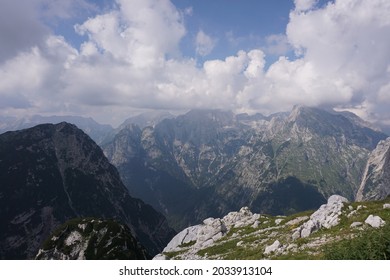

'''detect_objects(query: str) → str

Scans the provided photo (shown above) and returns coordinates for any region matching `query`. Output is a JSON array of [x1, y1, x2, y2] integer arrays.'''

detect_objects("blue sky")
[[1, 0, 390, 127], [52, 0, 298, 64]]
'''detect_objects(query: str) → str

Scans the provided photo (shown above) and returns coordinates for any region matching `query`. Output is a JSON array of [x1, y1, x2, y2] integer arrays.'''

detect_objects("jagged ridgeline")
[[0, 123, 175, 259], [103, 106, 388, 230]]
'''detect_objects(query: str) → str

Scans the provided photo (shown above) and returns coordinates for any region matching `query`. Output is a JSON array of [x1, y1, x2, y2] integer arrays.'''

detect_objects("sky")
[[1, 0, 390, 127]]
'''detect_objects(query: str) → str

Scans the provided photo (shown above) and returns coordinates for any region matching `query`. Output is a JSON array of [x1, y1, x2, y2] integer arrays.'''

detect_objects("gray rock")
[[160, 206, 262, 257], [300, 220, 316, 238], [293, 195, 348, 239], [350, 222, 363, 228], [383, 204, 390, 209], [153, 254, 168, 260], [286, 216, 309, 226], [347, 210, 357, 218], [222, 207, 259, 228], [292, 229, 301, 240], [252, 221, 260, 228], [264, 240, 281, 255], [357, 205, 364, 211], [275, 219, 284, 225], [163, 226, 199, 252], [365, 215, 386, 228]]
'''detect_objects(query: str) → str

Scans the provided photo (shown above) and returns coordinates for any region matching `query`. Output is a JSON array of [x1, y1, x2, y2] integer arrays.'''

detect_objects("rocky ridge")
[[154, 195, 390, 260], [35, 218, 149, 260]]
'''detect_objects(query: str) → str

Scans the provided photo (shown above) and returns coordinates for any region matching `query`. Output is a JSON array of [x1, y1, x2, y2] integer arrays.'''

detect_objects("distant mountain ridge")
[[103, 106, 388, 230], [0, 115, 114, 144], [0, 122, 175, 259]]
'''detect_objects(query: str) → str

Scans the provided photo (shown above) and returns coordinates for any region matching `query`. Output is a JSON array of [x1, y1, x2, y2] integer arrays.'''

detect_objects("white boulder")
[[264, 240, 281, 255], [292, 195, 348, 239], [365, 215, 386, 228], [350, 222, 363, 228]]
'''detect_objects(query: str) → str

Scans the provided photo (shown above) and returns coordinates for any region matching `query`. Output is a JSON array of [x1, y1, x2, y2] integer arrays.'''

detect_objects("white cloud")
[[294, 0, 318, 12], [265, 34, 291, 56], [75, 0, 186, 67], [285, 0, 390, 121], [1, 0, 390, 126], [195, 30, 216, 56]]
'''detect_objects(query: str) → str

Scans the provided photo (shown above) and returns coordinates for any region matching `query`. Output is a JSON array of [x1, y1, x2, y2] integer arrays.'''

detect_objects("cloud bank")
[[0, 0, 390, 125]]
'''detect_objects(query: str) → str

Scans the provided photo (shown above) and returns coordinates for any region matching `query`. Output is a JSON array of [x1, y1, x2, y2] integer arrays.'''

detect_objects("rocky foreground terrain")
[[154, 195, 390, 260], [35, 218, 149, 260]]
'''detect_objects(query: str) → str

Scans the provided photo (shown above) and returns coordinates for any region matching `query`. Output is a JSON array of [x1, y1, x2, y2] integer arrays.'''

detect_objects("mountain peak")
[[0, 123, 174, 259]]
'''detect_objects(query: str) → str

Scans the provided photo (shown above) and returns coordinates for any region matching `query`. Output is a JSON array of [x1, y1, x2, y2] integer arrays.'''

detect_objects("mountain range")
[[1, 106, 390, 259], [102, 106, 388, 230]]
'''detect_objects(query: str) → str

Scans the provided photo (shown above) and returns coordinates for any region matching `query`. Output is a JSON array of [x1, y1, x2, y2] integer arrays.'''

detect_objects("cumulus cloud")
[[264, 34, 291, 56], [0, 0, 48, 63], [294, 0, 318, 12], [195, 30, 216, 56], [286, 0, 390, 122], [0, 0, 94, 63], [1, 0, 390, 126]]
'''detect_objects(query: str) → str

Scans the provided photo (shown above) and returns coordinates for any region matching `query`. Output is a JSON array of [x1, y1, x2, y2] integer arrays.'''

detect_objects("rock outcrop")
[[154, 207, 260, 259], [292, 195, 348, 239], [35, 218, 149, 260]]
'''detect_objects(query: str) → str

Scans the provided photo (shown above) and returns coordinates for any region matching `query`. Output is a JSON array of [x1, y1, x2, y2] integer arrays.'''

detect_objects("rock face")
[[356, 138, 390, 201], [103, 106, 387, 229], [0, 123, 175, 259], [293, 195, 348, 239], [35, 218, 149, 260]]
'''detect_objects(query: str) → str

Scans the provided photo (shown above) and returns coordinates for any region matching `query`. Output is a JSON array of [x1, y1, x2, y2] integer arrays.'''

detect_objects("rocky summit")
[[154, 195, 390, 260], [0, 123, 175, 259], [103, 106, 388, 229]]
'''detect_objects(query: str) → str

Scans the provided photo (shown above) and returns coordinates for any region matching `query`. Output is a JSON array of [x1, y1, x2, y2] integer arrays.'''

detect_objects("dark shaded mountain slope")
[[0, 122, 175, 259]]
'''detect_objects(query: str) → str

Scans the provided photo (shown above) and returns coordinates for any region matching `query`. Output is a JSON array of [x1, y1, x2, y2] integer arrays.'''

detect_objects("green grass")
[[178, 240, 196, 248], [164, 249, 189, 259], [323, 223, 390, 259]]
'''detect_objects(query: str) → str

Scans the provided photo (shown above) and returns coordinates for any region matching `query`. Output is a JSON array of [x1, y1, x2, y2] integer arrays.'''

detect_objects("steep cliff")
[[357, 138, 390, 201]]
